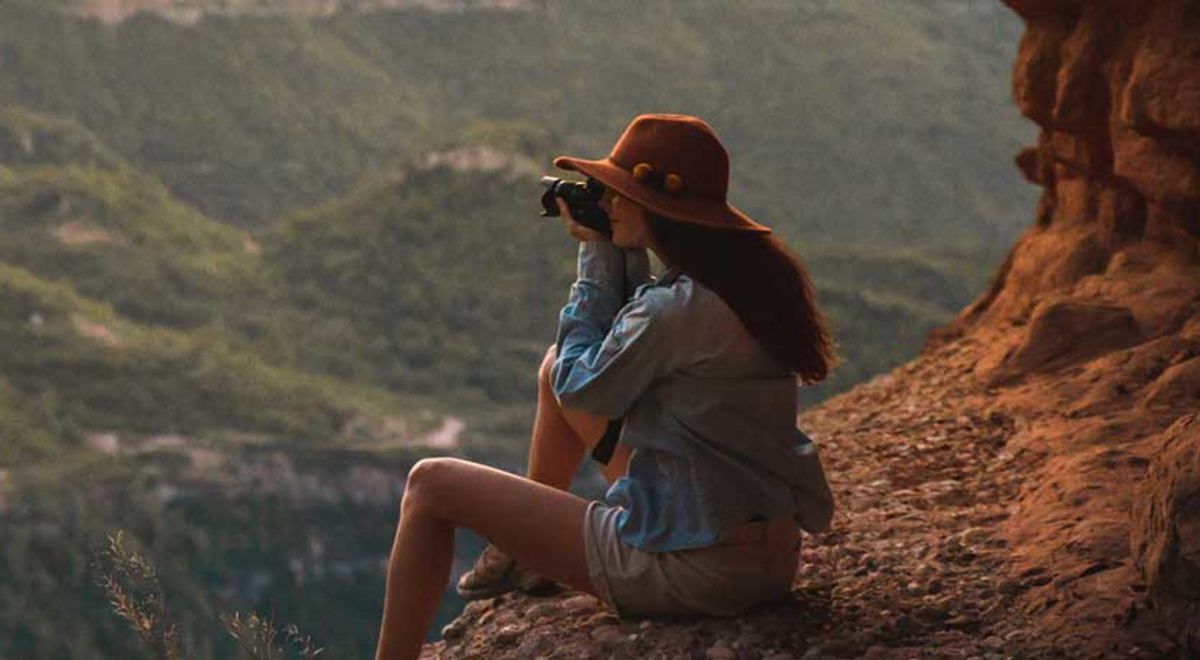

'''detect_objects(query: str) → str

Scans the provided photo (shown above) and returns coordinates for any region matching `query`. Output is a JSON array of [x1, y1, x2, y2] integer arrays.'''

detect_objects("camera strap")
[[591, 419, 623, 465]]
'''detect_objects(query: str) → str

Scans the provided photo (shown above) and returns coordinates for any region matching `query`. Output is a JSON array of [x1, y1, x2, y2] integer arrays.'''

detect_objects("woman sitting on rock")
[[375, 113, 838, 660]]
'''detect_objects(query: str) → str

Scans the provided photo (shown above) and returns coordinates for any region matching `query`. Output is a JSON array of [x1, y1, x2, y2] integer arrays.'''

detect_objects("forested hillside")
[[0, 1, 1032, 656], [0, 106, 466, 658]]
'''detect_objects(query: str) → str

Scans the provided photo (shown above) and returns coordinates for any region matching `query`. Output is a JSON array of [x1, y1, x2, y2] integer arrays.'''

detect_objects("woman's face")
[[599, 188, 652, 251]]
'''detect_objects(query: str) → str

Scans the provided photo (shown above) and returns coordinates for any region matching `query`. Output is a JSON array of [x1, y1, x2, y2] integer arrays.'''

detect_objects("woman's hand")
[[558, 198, 609, 242]]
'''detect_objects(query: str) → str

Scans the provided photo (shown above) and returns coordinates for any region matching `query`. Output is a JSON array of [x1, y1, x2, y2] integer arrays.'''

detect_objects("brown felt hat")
[[553, 114, 771, 234]]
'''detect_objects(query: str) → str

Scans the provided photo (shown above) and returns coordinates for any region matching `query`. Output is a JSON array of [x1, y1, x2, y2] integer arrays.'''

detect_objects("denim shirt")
[[551, 241, 835, 552]]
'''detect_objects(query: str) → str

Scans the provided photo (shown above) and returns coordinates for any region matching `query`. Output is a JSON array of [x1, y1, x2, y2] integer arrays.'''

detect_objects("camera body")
[[540, 176, 612, 239]]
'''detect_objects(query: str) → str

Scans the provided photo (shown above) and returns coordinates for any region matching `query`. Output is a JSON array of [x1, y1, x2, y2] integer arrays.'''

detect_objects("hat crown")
[[607, 114, 729, 201]]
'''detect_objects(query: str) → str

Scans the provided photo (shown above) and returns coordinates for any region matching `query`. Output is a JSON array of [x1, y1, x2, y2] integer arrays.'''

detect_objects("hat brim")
[[553, 155, 771, 234]]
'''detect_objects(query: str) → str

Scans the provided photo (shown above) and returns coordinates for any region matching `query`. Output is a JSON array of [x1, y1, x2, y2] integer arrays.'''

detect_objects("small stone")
[[706, 642, 737, 660], [590, 624, 627, 647], [916, 605, 951, 623], [440, 619, 466, 641], [583, 612, 620, 627], [463, 599, 491, 618], [892, 614, 918, 634], [980, 603, 1005, 621], [763, 653, 795, 660], [801, 648, 859, 660], [514, 635, 555, 659], [959, 527, 990, 543], [982, 635, 1005, 648], [999, 578, 1023, 596], [738, 631, 766, 647], [947, 614, 981, 632], [526, 602, 559, 619], [495, 624, 524, 646], [562, 594, 601, 614], [493, 608, 517, 626]]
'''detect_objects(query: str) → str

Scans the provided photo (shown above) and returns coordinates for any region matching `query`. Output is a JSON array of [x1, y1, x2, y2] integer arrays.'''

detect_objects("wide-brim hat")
[[553, 114, 771, 234]]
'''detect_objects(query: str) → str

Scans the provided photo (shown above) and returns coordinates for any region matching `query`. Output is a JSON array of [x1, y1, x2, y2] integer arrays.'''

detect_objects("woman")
[[374, 114, 837, 660]]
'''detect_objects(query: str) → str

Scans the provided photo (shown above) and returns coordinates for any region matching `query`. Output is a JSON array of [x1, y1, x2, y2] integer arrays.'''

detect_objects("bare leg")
[[374, 458, 600, 660], [527, 344, 633, 489], [374, 345, 634, 659]]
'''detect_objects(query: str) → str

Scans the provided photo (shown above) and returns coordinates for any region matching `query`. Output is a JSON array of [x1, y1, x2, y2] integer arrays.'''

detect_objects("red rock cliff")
[[931, 0, 1200, 653]]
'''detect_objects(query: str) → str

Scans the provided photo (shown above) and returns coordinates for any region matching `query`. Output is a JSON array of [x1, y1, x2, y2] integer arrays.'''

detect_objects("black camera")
[[540, 176, 612, 239]]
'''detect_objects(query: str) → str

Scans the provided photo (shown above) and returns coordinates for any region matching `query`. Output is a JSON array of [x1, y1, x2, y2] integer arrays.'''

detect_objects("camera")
[[540, 176, 612, 239]]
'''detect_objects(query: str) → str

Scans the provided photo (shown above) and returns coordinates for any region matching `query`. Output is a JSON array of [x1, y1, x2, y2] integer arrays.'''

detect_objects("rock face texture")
[[421, 2, 1200, 658], [1132, 413, 1200, 653], [946, 0, 1200, 340], [931, 0, 1200, 653]]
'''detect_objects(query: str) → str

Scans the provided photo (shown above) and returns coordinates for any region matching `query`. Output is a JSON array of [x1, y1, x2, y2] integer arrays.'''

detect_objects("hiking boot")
[[455, 543, 560, 600]]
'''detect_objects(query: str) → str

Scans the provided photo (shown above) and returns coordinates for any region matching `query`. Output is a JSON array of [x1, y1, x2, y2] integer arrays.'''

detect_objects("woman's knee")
[[402, 457, 464, 518]]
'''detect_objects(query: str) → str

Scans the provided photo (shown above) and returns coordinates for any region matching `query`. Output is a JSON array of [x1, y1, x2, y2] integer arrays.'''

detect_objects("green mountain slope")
[[0, 105, 271, 328], [0, 0, 1033, 248], [0, 105, 447, 460], [263, 153, 563, 401], [0, 106, 127, 170], [0, 257, 369, 454]]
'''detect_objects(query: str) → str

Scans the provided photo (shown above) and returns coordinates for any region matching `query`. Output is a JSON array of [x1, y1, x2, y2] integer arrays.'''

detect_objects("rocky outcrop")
[[422, 2, 1200, 657], [1132, 413, 1200, 652], [929, 0, 1200, 653], [942, 0, 1200, 343]]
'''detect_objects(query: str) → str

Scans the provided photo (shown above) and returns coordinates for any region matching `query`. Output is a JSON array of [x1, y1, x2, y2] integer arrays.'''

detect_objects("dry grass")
[[94, 531, 181, 660], [95, 530, 324, 659], [222, 612, 324, 660]]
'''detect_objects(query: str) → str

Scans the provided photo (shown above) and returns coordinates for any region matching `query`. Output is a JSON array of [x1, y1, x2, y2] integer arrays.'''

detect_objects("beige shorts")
[[582, 501, 801, 619]]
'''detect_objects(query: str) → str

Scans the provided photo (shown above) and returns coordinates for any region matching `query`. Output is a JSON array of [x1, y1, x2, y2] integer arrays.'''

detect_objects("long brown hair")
[[645, 214, 838, 385]]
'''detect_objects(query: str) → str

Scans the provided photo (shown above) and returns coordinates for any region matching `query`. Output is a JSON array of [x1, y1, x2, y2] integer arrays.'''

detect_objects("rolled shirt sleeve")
[[551, 242, 682, 419]]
